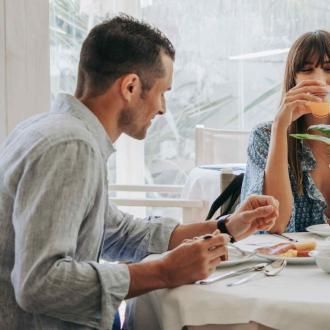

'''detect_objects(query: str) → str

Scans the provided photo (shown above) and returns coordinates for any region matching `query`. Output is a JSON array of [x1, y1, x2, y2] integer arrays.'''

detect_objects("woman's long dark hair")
[[282, 30, 330, 194]]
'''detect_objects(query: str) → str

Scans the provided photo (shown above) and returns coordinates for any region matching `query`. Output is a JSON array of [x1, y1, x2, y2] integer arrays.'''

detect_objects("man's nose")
[[158, 107, 165, 115], [158, 101, 166, 115]]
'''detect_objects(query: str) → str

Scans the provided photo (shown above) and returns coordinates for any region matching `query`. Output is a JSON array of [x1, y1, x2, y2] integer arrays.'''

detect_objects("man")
[[0, 15, 278, 329]]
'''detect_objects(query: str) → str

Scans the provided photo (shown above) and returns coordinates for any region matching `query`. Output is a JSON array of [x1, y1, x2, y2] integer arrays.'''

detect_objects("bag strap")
[[205, 173, 244, 220]]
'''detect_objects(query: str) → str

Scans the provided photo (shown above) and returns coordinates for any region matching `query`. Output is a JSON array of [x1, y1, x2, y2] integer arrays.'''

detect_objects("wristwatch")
[[216, 214, 236, 243]]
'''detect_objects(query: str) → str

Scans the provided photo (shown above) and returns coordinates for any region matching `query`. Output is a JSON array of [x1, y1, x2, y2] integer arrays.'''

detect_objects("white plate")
[[256, 253, 315, 264], [306, 224, 330, 237], [199, 163, 246, 172], [217, 247, 255, 268]]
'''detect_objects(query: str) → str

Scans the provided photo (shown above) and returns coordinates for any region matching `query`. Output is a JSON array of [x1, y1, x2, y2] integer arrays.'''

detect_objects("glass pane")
[[49, 0, 330, 220], [141, 0, 330, 188], [49, 0, 117, 183]]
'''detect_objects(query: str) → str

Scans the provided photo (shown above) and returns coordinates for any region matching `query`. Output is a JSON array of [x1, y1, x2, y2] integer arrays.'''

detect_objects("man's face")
[[119, 54, 173, 140]]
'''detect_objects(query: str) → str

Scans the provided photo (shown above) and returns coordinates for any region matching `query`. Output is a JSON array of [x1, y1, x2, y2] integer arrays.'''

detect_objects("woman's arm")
[[264, 121, 293, 233], [265, 80, 325, 233]]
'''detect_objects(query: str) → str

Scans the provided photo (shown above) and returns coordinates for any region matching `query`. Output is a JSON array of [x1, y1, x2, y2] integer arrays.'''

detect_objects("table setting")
[[130, 230, 330, 330]]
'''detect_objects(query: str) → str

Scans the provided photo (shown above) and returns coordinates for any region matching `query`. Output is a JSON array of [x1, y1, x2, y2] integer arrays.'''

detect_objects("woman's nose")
[[313, 67, 328, 84]]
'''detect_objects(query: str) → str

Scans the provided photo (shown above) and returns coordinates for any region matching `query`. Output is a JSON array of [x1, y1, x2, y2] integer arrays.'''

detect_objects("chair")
[[195, 125, 250, 166], [188, 125, 249, 220], [108, 184, 207, 223]]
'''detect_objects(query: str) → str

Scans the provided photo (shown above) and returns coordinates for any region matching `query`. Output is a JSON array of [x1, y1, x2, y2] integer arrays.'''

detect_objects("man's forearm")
[[168, 221, 218, 249], [126, 259, 167, 298]]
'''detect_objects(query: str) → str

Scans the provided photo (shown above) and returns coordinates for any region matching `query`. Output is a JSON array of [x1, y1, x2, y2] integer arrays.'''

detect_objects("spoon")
[[227, 258, 287, 286]]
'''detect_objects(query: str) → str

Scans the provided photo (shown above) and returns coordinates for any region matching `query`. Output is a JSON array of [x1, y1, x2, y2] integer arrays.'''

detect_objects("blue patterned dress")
[[241, 121, 328, 232]]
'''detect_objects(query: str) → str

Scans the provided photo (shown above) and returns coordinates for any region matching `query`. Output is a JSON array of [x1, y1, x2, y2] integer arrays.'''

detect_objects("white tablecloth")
[[181, 164, 245, 223], [129, 233, 330, 330]]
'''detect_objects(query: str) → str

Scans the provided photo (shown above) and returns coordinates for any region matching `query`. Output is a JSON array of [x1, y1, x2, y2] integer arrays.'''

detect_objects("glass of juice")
[[308, 85, 330, 118]]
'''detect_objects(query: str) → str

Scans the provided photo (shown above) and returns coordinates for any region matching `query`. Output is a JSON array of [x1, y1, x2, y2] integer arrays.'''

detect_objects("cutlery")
[[227, 242, 256, 257], [196, 262, 268, 285], [271, 233, 298, 242], [245, 242, 279, 247], [227, 258, 287, 286]]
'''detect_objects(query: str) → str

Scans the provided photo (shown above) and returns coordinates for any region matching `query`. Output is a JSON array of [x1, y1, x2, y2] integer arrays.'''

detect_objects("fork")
[[228, 243, 255, 256], [271, 233, 299, 242]]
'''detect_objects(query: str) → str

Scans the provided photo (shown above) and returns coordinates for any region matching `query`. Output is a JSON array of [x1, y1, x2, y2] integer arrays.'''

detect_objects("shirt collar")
[[51, 93, 116, 160]]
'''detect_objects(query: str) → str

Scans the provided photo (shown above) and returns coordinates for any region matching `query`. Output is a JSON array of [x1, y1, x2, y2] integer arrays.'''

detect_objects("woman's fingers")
[[285, 93, 322, 103], [291, 79, 326, 90], [289, 85, 327, 96]]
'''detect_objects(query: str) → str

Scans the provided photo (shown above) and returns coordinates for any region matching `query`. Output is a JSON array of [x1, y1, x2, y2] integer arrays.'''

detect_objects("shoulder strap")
[[205, 173, 244, 220]]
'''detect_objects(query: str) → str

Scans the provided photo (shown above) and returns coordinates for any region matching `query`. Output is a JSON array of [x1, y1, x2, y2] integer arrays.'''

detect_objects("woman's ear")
[[120, 73, 141, 102]]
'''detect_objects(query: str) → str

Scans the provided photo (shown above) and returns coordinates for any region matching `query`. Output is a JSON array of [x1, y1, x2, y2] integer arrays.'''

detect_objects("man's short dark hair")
[[76, 15, 175, 97]]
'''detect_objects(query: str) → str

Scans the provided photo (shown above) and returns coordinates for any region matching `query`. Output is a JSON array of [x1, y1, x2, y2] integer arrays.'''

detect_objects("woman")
[[241, 30, 330, 233]]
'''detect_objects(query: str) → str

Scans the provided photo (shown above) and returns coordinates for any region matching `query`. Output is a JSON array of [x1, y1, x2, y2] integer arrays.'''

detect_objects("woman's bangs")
[[294, 33, 330, 72]]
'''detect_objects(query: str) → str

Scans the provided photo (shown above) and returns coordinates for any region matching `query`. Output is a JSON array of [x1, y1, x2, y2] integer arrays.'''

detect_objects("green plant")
[[291, 124, 330, 146]]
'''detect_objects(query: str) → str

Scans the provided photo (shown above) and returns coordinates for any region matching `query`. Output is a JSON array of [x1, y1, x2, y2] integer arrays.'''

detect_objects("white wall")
[[0, 0, 6, 143], [0, 0, 50, 144]]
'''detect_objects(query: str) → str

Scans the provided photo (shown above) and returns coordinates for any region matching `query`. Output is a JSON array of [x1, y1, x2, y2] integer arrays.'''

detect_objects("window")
[[141, 0, 330, 187], [49, 0, 330, 192]]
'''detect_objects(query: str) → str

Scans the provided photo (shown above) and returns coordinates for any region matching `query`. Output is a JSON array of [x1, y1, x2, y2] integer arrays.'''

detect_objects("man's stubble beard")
[[118, 105, 147, 140]]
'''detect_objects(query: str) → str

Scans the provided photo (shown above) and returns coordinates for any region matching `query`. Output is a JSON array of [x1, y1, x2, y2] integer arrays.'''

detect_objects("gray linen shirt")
[[0, 94, 179, 330]]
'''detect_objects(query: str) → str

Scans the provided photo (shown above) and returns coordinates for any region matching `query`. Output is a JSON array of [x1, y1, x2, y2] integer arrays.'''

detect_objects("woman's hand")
[[274, 80, 326, 129]]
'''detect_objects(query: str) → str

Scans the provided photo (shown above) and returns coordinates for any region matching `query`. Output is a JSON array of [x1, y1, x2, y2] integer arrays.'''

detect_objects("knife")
[[195, 262, 268, 285]]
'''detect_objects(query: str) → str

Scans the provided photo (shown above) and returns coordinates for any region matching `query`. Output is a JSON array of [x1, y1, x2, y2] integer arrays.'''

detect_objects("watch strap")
[[216, 214, 236, 243]]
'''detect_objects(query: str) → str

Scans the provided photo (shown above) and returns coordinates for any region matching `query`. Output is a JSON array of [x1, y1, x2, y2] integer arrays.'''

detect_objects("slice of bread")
[[294, 240, 316, 252]]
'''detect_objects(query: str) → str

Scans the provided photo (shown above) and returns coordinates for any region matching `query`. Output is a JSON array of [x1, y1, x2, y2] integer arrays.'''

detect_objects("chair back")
[[195, 125, 250, 166]]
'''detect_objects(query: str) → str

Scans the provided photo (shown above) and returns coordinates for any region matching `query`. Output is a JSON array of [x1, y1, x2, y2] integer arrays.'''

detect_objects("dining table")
[[127, 232, 330, 330]]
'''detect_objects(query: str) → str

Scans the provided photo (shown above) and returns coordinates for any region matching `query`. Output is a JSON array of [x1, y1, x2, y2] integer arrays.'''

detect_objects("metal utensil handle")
[[227, 272, 261, 287], [271, 233, 298, 242], [196, 263, 267, 285]]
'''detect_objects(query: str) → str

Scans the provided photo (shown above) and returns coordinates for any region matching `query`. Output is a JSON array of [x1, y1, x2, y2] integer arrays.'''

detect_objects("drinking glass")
[[308, 85, 330, 118]]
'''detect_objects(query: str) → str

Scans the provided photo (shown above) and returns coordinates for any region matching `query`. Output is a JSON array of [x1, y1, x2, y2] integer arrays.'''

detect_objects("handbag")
[[205, 173, 244, 220]]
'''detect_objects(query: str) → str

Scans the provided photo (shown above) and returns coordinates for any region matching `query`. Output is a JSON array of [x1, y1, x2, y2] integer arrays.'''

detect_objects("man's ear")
[[120, 73, 141, 102]]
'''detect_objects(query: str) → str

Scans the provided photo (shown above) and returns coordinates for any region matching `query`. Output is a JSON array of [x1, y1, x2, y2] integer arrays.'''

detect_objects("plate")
[[217, 247, 255, 268], [306, 224, 330, 237], [256, 253, 315, 264], [199, 163, 246, 172]]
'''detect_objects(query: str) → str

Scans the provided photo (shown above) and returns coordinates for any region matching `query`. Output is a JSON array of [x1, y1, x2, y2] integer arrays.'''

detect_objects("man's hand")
[[226, 195, 279, 241], [160, 232, 230, 287]]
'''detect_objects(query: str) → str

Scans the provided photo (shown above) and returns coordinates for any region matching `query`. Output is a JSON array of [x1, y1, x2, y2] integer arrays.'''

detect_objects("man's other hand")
[[226, 194, 279, 241]]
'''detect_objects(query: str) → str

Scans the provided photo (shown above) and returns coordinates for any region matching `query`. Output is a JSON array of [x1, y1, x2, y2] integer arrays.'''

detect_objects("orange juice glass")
[[308, 102, 330, 118], [308, 86, 330, 118]]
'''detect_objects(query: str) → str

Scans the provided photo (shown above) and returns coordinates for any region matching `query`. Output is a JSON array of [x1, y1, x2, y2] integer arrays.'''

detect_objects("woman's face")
[[295, 56, 330, 86]]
